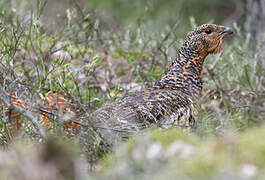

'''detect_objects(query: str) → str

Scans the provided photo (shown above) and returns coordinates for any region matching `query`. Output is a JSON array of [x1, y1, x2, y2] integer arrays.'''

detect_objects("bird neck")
[[153, 49, 208, 97]]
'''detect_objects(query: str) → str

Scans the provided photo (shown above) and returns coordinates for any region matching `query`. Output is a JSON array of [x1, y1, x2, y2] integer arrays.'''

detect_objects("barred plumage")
[[92, 24, 234, 144]]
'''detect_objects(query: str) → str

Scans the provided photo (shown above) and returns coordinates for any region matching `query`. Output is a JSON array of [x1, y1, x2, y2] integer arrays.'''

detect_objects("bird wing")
[[92, 88, 194, 144]]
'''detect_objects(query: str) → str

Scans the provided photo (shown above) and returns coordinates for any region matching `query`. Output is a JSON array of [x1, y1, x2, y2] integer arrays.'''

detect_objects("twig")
[[206, 67, 222, 90], [0, 133, 8, 149], [0, 85, 46, 138], [231, 104, 265, 113], [149, 21, 179, 71]]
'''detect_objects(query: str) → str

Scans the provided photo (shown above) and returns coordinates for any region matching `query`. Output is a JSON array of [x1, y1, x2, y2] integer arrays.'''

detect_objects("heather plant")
[[0, 0, 264, 178]]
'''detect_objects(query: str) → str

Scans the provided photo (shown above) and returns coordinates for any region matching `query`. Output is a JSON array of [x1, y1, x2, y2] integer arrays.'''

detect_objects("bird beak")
[[220, 27, 235, 35]]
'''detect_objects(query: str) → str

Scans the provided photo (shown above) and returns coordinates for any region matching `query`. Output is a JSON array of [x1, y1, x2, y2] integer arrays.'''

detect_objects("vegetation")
[[0, 0, 264, 179], [99, 127, 265, 179]]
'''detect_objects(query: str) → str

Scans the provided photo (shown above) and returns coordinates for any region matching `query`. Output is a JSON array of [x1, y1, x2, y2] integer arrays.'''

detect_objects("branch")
[[0, 85, 46, 138]]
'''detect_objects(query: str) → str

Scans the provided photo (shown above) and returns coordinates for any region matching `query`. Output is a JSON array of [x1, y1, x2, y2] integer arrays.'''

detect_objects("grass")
[[0, 0, 264, 178]]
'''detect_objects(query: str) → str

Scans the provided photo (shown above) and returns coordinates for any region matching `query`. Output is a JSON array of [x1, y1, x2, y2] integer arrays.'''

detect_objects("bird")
[[92, 24, 234, 145]]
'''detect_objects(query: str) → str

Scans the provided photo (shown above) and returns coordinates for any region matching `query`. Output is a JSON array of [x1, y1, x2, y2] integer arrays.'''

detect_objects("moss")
[[100, 153, 117, 169], [238, 126, 265, 169], [95, 126, 265, 179], [150, 128, 198, 147], [100, 138, 137, 169], [182, 144, 230, 179]]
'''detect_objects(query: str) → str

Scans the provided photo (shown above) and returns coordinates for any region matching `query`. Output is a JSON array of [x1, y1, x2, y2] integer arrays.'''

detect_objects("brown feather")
[[92, 24, 234, 145]]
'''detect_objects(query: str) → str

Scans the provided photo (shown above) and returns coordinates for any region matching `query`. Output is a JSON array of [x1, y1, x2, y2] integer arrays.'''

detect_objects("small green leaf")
[[112, 85, 121, 96], [83, 64, 89, 71], [55, 58, 61, 65], [93, 55, 104, 62], [64, 63, 70, 68], [107, 85, 121, 101], [34, 20, 40, 28]]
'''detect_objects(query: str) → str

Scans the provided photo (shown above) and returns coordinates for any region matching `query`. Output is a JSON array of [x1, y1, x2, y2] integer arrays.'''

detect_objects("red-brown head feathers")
[[182, 24, 234, 57]]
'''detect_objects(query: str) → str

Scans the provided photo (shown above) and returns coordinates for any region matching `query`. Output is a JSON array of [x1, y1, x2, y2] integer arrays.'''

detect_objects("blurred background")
[[0, 0, 264, 179], [4, 0, 264, 35]]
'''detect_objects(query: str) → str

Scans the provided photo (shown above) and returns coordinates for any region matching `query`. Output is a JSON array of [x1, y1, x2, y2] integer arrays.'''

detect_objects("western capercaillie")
[[92, 24, 234, 145]]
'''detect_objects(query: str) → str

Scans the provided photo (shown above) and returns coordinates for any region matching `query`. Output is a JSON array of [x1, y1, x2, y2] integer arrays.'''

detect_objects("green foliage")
[[0, 0, 264, 178], [150, 128, 198, 147], [107, 85, 121, 102], [99, 125, 265, 179]]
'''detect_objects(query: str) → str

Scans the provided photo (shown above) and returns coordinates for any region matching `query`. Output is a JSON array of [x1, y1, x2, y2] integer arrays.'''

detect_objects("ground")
[[0, 0, 264, 179]]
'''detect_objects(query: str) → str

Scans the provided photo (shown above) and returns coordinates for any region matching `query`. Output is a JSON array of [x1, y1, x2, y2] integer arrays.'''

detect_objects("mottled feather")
[[92, 24, 234, 144]]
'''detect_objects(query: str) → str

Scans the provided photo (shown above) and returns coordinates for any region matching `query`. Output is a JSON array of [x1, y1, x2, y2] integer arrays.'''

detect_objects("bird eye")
[[205, 29, 212, 34]]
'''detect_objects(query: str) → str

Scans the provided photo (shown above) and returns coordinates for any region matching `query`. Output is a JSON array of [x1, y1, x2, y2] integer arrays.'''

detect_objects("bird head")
[[182, 24, 234, 57]]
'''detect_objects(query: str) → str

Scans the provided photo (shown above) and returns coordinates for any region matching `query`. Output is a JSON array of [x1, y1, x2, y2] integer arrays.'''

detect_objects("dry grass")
[[0, 0, 264, 175]]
